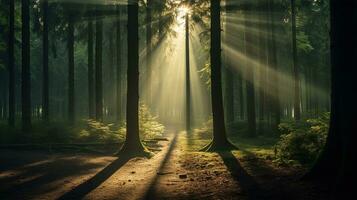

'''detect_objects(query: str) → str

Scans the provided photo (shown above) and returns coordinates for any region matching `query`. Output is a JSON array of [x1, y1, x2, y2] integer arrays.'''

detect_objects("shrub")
[[275, 113, 329, 165]]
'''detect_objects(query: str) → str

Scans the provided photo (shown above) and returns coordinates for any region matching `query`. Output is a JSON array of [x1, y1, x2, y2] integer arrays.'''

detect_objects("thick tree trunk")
[[119, 1, 145, 154], [116, 6, 122, 122], [95, 14, 103, 121], [42, 0, 49, 122], [202, 0, 237, 151], [68, 15, 75, 124], [305, 0, 357, 197], [88, 20, 95, 119], [8, 0, 15, 127], [291, 0, 301, 121], [22, 0, 31, 130]]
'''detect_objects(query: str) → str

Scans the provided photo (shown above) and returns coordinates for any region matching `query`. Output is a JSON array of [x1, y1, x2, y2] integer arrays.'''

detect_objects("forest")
[[0, 0, 355, 199]]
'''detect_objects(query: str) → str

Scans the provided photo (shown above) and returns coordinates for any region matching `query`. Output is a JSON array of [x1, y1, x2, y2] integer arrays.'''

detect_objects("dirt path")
[[0, 131, 327, 200]]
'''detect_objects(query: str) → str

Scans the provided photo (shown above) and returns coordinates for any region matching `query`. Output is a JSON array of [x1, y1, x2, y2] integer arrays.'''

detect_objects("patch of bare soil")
[[0, 132, 328, 200]]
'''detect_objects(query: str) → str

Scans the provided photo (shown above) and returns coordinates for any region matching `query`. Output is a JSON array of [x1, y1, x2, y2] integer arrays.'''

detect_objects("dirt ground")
[[0, 131, 328, 200]]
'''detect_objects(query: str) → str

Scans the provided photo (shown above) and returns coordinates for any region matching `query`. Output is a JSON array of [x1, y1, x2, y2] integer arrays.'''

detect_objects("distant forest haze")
[[0, 0, 355, 199]]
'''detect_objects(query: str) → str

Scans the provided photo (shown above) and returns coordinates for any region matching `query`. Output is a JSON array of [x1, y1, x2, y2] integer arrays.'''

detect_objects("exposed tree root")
[[200, 139, 238, 152], [115, 142, 153, 158]]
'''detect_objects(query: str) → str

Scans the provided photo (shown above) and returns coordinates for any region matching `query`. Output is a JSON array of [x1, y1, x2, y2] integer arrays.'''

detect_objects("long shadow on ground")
[[57, 156, 131, 200], [218, 152, 271, 200], [143, 132, 178, 199]]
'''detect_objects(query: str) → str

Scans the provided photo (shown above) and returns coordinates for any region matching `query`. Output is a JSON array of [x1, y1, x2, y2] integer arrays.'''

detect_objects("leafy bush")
[[275, 113, 329, 165]]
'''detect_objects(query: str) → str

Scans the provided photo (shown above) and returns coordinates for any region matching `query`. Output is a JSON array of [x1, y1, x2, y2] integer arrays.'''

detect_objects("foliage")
[[118, 103, 165, 140], [275, 113, 329, 165]]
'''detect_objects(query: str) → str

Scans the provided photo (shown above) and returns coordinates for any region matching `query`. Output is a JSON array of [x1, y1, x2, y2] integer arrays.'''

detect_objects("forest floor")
[[0, 131, 328, 200]]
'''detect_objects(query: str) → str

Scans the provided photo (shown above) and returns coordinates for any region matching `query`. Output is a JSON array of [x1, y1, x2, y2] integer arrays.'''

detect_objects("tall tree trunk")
[[88, 20, 94, 119], [68, 15, 75, 124], [95, 14, 103, 122], [22, 0, 31, 130], [291, 0, 301, 120], [120, 1, 145, 154], [116, 6, 122, 122], [244, 4, 257, 137], [42, 0, 49, 122], [267, 0, 280, 130], [185, 14, 191, 132], [202, 0, 236, 151], [146, 0, 152, 105], [304, 0, 356, 197], [8, 0, 15, 127], [258, 1, 267, 123]]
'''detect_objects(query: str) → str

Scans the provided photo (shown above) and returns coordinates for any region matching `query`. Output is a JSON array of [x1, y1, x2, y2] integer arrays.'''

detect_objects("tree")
[[88, 19, 94, 119], [67, 13, 75, 124], [267, 0, 280, 130], [304, 0, 356, 197], [119, 0, 146, 154], [244, 3, 257, 137], [291, 0, 301, 120], [95, 10, 103, 122], [146, 0, 153, 105], [42, 0, 49, 122], [8, 0, 15, 127], [185, 13, 191, 132], [202, 0, 237, 151], [116, 6, 122, 122], [22, 0, 31, 130]]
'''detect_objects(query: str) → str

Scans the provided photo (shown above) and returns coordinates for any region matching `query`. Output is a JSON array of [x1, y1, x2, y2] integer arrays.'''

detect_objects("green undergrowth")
[[0, 104, 164, 146], [192, 113, 330, 167]]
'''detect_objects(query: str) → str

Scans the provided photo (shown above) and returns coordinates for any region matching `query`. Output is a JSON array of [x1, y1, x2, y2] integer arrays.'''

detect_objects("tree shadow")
[[143, 132, 178, 199], [218, 151, 271, 200], [57, 155, 131, 200]]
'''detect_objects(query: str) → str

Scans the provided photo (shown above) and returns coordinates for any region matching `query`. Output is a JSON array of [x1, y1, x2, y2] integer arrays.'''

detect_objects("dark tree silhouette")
[[116, 6, 122, 122], [88, 20, 95, 119], [244, 3, 257, 137], [42, 0, 49, 122], [291, 0, 301, 121], [67, 14, 75, 124], [22, 0, 31, 130], [304, 0, 357, 197], [185, 13, 191, 132], [119, 1, 146, 155], [202, 0, 237, 151], [95, 11, 103, 122], [8, 0, 15, 127]]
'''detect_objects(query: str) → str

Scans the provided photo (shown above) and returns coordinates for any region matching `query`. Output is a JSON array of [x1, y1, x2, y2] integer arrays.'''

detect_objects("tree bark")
[[116, 6, 122, 122], [22, 0, 31, 130], [119, 1, 145, 154], [291, 0, 301, 121], [304, 0, 357, 197], [185, 14, 191, 132], [88, 20, 95, 119], [95, 11, 103, 122], [202, 0, 237, 151], [8, 0, 15, 127], [42, 0, 49, 122], [67, 15, 75, 124]]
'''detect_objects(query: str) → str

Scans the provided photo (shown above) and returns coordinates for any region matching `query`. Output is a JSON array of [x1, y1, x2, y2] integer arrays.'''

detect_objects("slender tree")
[[291, 0, 301, 120], [304, 0, 356, 197], [185, 13, 191, 132], [244, 3, 257, 137], [116, 6, 122, 122], [88, 20, 95, 119], [8, 0, 15, 127], [67, 14, 75, 124], [42, 0, 49, 122], [95, 11, 103, 121], [119, 0, 146, 154], [146, 0, 153, 105], [22, 0, 31, 130], [202, 0, 237, 151]]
